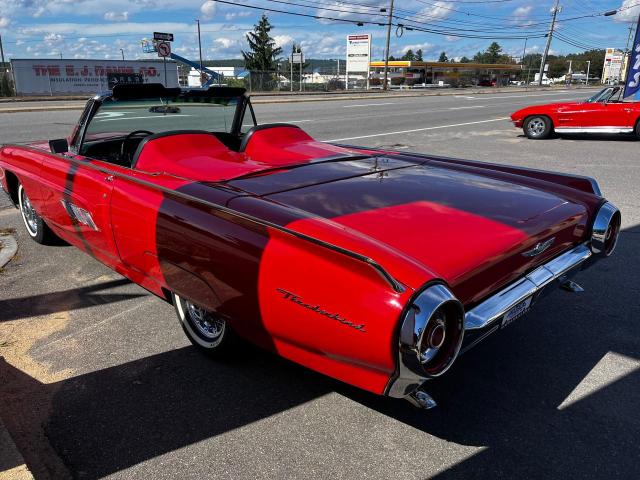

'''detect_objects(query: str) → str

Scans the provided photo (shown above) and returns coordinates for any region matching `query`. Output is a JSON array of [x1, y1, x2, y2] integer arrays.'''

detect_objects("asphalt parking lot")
[[0, 89, 639, 479]]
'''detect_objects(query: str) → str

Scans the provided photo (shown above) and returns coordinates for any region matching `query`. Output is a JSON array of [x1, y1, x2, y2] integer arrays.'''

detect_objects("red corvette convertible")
[[0, 84, 620, 408], [512, 86, 640, 139]]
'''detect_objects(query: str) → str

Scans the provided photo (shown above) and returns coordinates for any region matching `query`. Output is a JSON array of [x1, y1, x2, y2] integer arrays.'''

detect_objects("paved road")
[[0, 89, 639, 479]]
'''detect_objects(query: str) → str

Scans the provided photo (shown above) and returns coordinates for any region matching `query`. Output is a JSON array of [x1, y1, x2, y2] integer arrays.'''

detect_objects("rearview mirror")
[[49, 138, 69, 154]]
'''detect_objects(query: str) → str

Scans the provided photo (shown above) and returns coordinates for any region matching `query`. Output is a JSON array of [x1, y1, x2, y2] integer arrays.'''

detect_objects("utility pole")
[[521, 37, 528, 87], [382, 0, 395, 91], [624, 23, 635, 53], [196, 19, 204, 86], [586, 60, 591, 86], [538, 0, 561, 86], [120, 48, 125, 61], [0, 34, 5, 67]]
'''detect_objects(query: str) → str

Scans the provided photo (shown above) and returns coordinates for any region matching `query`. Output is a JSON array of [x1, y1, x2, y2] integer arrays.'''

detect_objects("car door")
[[574, 102, 634, 130], [37, 151, 120, 266]]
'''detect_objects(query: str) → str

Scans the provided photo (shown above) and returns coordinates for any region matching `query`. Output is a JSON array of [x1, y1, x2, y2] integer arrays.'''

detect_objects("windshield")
[[83, 95, 241, 144], [585, 87, 620, 103]]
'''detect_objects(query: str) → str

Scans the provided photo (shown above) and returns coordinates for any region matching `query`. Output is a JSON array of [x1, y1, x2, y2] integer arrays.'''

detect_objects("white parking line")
[[449, 105, 486, 110], [323, 117, 510, 142], [343, 102, 397, 108]]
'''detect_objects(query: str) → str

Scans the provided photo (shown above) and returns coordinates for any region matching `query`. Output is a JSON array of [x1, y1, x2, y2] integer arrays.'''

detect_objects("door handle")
[[105, 175, 114, 182]]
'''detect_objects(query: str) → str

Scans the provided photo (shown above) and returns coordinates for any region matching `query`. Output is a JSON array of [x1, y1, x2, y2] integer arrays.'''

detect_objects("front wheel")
[[18, 183, 57, 245], [172, 293, 237, 356], [523, 116, 552, 139], [634, 119, 640, 140]]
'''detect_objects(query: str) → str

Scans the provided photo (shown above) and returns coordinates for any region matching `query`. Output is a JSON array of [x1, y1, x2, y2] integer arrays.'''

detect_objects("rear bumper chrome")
[[464, 243, 592, 331]]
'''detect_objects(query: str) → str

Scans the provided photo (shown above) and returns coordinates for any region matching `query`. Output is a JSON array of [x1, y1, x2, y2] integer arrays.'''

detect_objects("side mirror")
[[49, 138, 69, 154]]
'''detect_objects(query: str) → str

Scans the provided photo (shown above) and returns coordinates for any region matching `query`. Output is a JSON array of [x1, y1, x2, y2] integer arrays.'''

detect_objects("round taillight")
[[591, 202, 621, 257]]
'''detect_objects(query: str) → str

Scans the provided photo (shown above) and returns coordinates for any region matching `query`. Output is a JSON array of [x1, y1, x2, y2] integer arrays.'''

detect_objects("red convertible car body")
[[512, 86, 640, 139], [0, 84, 621, 408]]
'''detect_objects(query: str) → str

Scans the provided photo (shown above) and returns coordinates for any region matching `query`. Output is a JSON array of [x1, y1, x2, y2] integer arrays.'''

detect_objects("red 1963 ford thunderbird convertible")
[[0, 84, 620, 408]]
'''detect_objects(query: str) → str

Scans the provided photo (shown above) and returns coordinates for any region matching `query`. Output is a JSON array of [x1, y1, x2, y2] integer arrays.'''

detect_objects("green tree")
[[438, 51, 448, 62], [415, 49, 423, 61], [0, 74, 13, 97], [459, 56, 471, 63], [401, 49, 415, 61], [242, 14, 282, 71]]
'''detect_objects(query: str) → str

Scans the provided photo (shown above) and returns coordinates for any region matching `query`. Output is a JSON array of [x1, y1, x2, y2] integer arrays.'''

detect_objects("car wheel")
[[18, 183, 57, 244], [635, 119, 640, 140], [172, 292, 236, 356], [524, 116, 552, 139]]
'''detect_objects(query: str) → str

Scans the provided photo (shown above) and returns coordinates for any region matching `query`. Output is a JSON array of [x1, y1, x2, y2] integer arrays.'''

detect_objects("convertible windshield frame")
[[74, 85, 252, 155], [585, 86, 622, 104]]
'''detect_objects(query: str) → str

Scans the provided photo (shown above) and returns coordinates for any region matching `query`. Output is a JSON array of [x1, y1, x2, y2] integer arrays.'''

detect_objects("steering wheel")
[[120, 130, 154, 165]]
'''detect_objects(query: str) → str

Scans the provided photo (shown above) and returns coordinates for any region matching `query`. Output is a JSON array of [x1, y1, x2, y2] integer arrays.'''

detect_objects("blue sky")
[[0, 1, 638, 61]]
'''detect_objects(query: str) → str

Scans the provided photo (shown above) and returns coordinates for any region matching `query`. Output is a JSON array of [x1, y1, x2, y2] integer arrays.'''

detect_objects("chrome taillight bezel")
[[387, 284, 464, 398], [591, 202, 621, 257]]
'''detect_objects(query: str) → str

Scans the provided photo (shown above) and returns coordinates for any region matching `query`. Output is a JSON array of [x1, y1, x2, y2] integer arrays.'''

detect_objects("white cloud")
[[44, 33, 64, 46], [415, 1, 452, 22], [200, 1, 216, 20], [513, 6, 532, 19], [224, 11, 251, 21], [613, 0, 640, 22], [0, 16, 9, 28], [104, 11, 129, 22], [273, 34, 294, 49], [400, 42, 434, 55]]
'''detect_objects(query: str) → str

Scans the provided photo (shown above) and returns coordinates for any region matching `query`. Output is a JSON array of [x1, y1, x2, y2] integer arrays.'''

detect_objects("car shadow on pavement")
[[0, 346, 334, 479], [1, 229, 638, 479], [344, 227, 640, 479], [0, 278, 146, 322]]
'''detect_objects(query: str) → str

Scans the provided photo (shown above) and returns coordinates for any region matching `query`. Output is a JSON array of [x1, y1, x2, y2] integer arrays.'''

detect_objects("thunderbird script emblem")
[[522, 237, 555, 257]]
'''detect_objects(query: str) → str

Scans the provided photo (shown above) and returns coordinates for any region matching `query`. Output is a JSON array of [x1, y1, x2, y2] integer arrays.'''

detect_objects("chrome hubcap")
[[186, 301, 224, 340], [527, 118, 546, 136], [21, 190, 38, 233]]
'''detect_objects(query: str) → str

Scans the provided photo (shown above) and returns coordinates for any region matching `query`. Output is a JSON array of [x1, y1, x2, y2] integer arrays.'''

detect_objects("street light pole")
[[196, 19, 204, 86], [586, 60, 591, 86], [538, 0, 561, 86], [382, 0, 395, 91], [120, 48, 125, 61]]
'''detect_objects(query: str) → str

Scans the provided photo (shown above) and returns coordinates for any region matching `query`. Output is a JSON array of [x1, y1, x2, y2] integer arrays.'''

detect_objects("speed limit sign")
[[157, 41, 171, 58]]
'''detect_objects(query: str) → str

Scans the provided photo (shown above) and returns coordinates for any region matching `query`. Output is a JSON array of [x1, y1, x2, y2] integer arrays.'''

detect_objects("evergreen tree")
[[415, 49, 423, 61], [242, 14, 282, 71], [0, 74, 12, 97], [459, 56, 471, 63], [401, 49, 415, 61], [438, 51, 448, 62]]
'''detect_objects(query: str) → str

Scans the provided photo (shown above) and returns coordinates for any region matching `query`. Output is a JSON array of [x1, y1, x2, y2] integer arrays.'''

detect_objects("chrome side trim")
[[464, 243, 592, 331], [555, 127, 634, 134]]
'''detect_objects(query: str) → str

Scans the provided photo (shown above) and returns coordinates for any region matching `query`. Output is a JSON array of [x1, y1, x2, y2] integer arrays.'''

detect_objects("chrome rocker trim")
[[554, 127, 634, 134]]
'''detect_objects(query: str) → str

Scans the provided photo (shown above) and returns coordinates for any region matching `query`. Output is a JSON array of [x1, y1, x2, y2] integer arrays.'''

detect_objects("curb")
[[0, 416, 34, 480], [0, 87, 591, 113], [0, 235, 17, 269]]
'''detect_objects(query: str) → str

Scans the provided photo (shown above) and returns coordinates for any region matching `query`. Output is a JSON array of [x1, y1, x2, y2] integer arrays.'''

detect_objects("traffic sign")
[[157, 41, 171, 58], [154, 32, 174, 42]]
